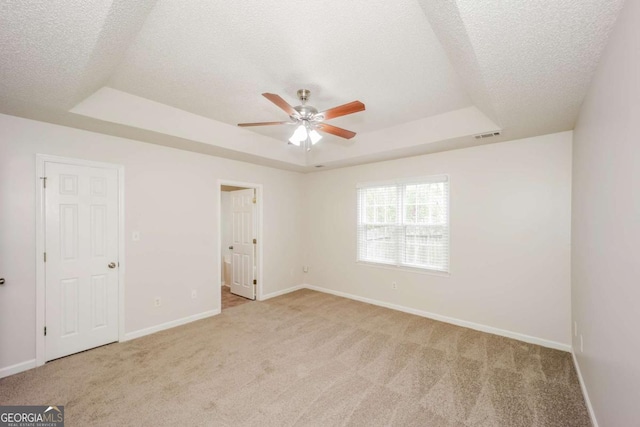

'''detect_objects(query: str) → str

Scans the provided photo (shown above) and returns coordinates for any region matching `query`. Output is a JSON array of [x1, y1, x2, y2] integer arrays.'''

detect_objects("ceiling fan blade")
[[237, 121, 291, 127], [262, 93, 298, 117], [317, 101, 365, 120], [316, 123, 357, 139]]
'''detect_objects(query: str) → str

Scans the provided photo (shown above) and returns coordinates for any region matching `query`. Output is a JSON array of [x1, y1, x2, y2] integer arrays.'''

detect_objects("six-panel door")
[[45, 162, 119, 361]]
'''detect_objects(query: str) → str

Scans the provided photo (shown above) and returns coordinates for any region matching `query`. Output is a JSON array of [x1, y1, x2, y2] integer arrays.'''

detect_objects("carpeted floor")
[[0, 289, 591, 426], [221, 285, 253, 310]]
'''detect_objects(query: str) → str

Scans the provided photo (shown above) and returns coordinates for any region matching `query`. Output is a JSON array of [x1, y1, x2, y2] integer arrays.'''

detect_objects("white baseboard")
[[0, 359, 36, 379], [260, 284, 305, 301], [572, 350, 599, 427], [304, 285, 571, 352], [123, 309, 220, 342]]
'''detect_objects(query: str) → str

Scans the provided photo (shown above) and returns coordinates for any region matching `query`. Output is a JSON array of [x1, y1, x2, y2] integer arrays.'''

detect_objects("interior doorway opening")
[[218, 181, 262, 311]]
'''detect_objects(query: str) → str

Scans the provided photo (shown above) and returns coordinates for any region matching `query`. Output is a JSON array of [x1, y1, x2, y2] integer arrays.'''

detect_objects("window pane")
[[416, 184, 428, 203], [366, 206, 375, 222], [417, 204, 428, 223], [361, 186, 398, 225], [405, 185, 417, 204], [405, 204, 417, 223], [388, 206, 397, 223], [366, 191, 375, 205], [362, 225, 396, 264], [403, 225, 448, 270]]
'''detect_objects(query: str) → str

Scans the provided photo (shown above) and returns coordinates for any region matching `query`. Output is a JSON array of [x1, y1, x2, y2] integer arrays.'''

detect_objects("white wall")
[[0, 113, 305, 373], [304, 132, 573, 348], [571, 0, 640, 425]]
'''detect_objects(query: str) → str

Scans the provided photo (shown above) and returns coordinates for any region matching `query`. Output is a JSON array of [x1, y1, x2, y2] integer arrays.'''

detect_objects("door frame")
[[35, 154, 125, 366], [216, 179, 264, 305]]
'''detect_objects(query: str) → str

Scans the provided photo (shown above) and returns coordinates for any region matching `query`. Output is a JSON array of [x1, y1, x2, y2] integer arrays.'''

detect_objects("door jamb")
[[35, 154, 125, 367], [216, 179, 264, 307]]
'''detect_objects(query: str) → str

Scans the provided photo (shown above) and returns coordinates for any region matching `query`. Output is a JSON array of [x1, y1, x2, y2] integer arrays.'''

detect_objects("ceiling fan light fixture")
[[288, 137, 301, 146], [309, 129, 322, 145], [289, 124, 307, 146]]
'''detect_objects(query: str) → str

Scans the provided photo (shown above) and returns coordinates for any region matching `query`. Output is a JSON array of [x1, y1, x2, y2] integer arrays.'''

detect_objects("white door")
[[44, 162, 119, 361], [230, 189, 256, 300]]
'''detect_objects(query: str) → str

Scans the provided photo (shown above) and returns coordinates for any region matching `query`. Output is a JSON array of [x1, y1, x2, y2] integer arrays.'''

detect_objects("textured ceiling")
[[108, 0, 472, 144], [419, 0, 625, 138], [0, 0, 625, 171], [0, 0, 157, 109]]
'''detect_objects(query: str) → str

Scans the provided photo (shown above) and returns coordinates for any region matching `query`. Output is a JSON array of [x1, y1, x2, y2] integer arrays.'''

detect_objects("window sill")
[[355, 260, 450, 277]]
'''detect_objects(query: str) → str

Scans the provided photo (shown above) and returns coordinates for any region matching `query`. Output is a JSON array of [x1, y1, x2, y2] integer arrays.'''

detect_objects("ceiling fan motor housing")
[[292, 89, 318, 120], [292, 105, 318, 120]]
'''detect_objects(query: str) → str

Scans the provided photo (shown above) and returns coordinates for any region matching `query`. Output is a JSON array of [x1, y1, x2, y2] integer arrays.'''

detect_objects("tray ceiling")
[[0, 0, 624, 171]]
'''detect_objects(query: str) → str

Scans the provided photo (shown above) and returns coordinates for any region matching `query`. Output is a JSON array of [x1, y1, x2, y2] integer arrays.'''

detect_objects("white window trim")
[[355, 174, 451, 276]]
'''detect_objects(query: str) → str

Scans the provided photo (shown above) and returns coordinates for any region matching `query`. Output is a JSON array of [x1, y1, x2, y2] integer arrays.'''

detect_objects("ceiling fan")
[[237, 89, 365, 151]]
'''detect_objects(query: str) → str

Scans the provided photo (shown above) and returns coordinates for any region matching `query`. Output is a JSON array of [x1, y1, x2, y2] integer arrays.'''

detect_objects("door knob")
[[108, 262, 116, 269]]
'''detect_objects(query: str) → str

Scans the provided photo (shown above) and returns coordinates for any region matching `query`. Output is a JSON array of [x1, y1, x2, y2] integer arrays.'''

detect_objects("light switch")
[[132, 231, 140, 241]]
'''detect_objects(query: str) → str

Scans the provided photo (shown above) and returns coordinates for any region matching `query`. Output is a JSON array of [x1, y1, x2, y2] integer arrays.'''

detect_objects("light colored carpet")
[[0, 289, 591, 426], [221, 285, 253, 310]]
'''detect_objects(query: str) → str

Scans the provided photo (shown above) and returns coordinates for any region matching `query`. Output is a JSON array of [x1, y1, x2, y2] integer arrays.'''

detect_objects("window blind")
[[357, 175, 449, 272]]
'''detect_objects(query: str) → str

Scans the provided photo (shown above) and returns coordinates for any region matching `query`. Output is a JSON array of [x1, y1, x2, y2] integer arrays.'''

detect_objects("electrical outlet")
[[191, 289, 197, 299], [580, 334, 584, 353], [303, 266, 309, 273], [574, 321, 578, 337], [154, 297, 161, 307], [392, 281, 398, 290]]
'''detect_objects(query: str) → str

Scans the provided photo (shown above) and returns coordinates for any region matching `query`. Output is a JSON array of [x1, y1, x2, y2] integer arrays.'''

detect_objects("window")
[[357, 175, 449, 273]]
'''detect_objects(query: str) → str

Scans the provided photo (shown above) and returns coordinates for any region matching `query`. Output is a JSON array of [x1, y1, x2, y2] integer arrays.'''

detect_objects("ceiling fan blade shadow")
[[317, 101, 365, 120], [316, 123, 357, 139], [237, 121, 291, 127], [262, 93, 298, 117]]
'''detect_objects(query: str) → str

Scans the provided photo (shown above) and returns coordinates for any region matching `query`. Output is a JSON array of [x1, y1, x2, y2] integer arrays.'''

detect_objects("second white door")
[[230, 189, 256, 300]]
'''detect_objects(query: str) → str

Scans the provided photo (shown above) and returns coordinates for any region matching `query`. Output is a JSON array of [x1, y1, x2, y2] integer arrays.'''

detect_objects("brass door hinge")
[[44, 252, 47, 262], [44, 326, 47, 336], [253, 238, 257, 244], [40, 177, 47, 188], [253, 279, 257, 285]]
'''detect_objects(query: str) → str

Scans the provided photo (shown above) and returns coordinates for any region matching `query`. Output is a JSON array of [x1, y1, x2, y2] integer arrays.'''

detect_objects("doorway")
[[35, 155, 125, 366], [218, 181, 262, 310]]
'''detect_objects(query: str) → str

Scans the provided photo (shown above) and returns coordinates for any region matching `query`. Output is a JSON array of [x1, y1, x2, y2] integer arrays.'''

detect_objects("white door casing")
[[230, 189, 256, 300], [44, 161, 120, 361]]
